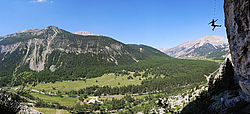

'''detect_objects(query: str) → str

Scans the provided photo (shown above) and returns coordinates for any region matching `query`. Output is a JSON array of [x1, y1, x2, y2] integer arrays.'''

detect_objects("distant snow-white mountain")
[[160, 36, 229, 60], [74, 31, 99, 36]]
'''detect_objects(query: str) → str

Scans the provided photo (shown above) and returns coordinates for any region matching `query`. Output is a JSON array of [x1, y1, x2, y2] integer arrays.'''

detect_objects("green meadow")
[[30, 92, 78, 107], [27, 72, 153, 93]]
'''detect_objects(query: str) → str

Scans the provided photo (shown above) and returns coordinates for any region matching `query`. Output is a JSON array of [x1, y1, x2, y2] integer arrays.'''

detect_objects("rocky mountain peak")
[[162, 36, 229, 59], [0, 26, 144, 73], [2, 26, 62, 39], [43, 25, 62, 33], [195, 36, 228, 47], [44, 25, 60, 31]]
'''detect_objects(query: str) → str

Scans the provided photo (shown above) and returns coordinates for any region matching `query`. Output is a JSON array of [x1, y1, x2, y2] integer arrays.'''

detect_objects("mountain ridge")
[[0, 25, 166, 86], [160, 36, 229, 60], [0, 26, 143, 69]]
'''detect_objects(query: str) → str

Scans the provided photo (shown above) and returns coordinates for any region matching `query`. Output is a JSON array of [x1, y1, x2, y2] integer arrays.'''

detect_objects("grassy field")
[[30, 92, 78, 107], [188, 56, 224, 63], [27, 72, 154, 93], [33, 107, 70, 114]]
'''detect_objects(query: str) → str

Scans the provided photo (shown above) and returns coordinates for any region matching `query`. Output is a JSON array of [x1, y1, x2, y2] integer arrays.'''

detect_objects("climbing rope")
[[213, 0, 217, 19], [208, 0, 222, 31]]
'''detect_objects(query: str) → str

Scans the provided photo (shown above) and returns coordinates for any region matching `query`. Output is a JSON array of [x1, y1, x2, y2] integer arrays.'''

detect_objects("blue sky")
[[0, 0, 226, 48]]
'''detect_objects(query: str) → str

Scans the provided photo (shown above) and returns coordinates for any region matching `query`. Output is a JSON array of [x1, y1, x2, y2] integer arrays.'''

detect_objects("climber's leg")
[[212, 26, 216, 31]]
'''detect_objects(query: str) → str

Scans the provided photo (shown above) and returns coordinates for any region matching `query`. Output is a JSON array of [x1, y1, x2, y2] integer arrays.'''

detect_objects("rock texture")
[[224, 0, 250, 101], [18, 105, 42, 114]]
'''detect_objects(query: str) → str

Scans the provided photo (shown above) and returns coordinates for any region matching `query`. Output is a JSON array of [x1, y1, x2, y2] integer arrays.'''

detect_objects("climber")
[[209, 19, 222, 31]]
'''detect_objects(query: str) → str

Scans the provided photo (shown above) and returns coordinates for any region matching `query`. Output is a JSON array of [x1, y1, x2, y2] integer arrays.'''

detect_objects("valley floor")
[[3, 56, 220, 113]]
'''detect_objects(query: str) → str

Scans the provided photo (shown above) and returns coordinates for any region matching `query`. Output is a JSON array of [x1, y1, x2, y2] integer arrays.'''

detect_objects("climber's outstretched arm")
[[208, 21, 212, 25]]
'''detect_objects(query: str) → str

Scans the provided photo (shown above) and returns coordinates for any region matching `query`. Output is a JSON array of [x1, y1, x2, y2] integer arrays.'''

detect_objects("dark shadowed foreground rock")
[[224, 0, 250, 102]]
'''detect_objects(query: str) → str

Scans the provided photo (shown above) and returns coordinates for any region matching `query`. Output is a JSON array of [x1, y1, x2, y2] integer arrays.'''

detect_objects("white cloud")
[[30, 0, 54, 3], [36, 0, 47, 2]]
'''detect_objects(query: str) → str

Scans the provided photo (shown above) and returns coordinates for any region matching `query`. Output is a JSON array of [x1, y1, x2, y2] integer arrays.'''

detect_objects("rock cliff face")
[[224, 0, 249, 101]]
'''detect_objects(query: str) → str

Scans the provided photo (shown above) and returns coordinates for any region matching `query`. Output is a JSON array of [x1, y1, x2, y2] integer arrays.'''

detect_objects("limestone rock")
[[18, 105, 42, 114], [224, 0, 250, 101]]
